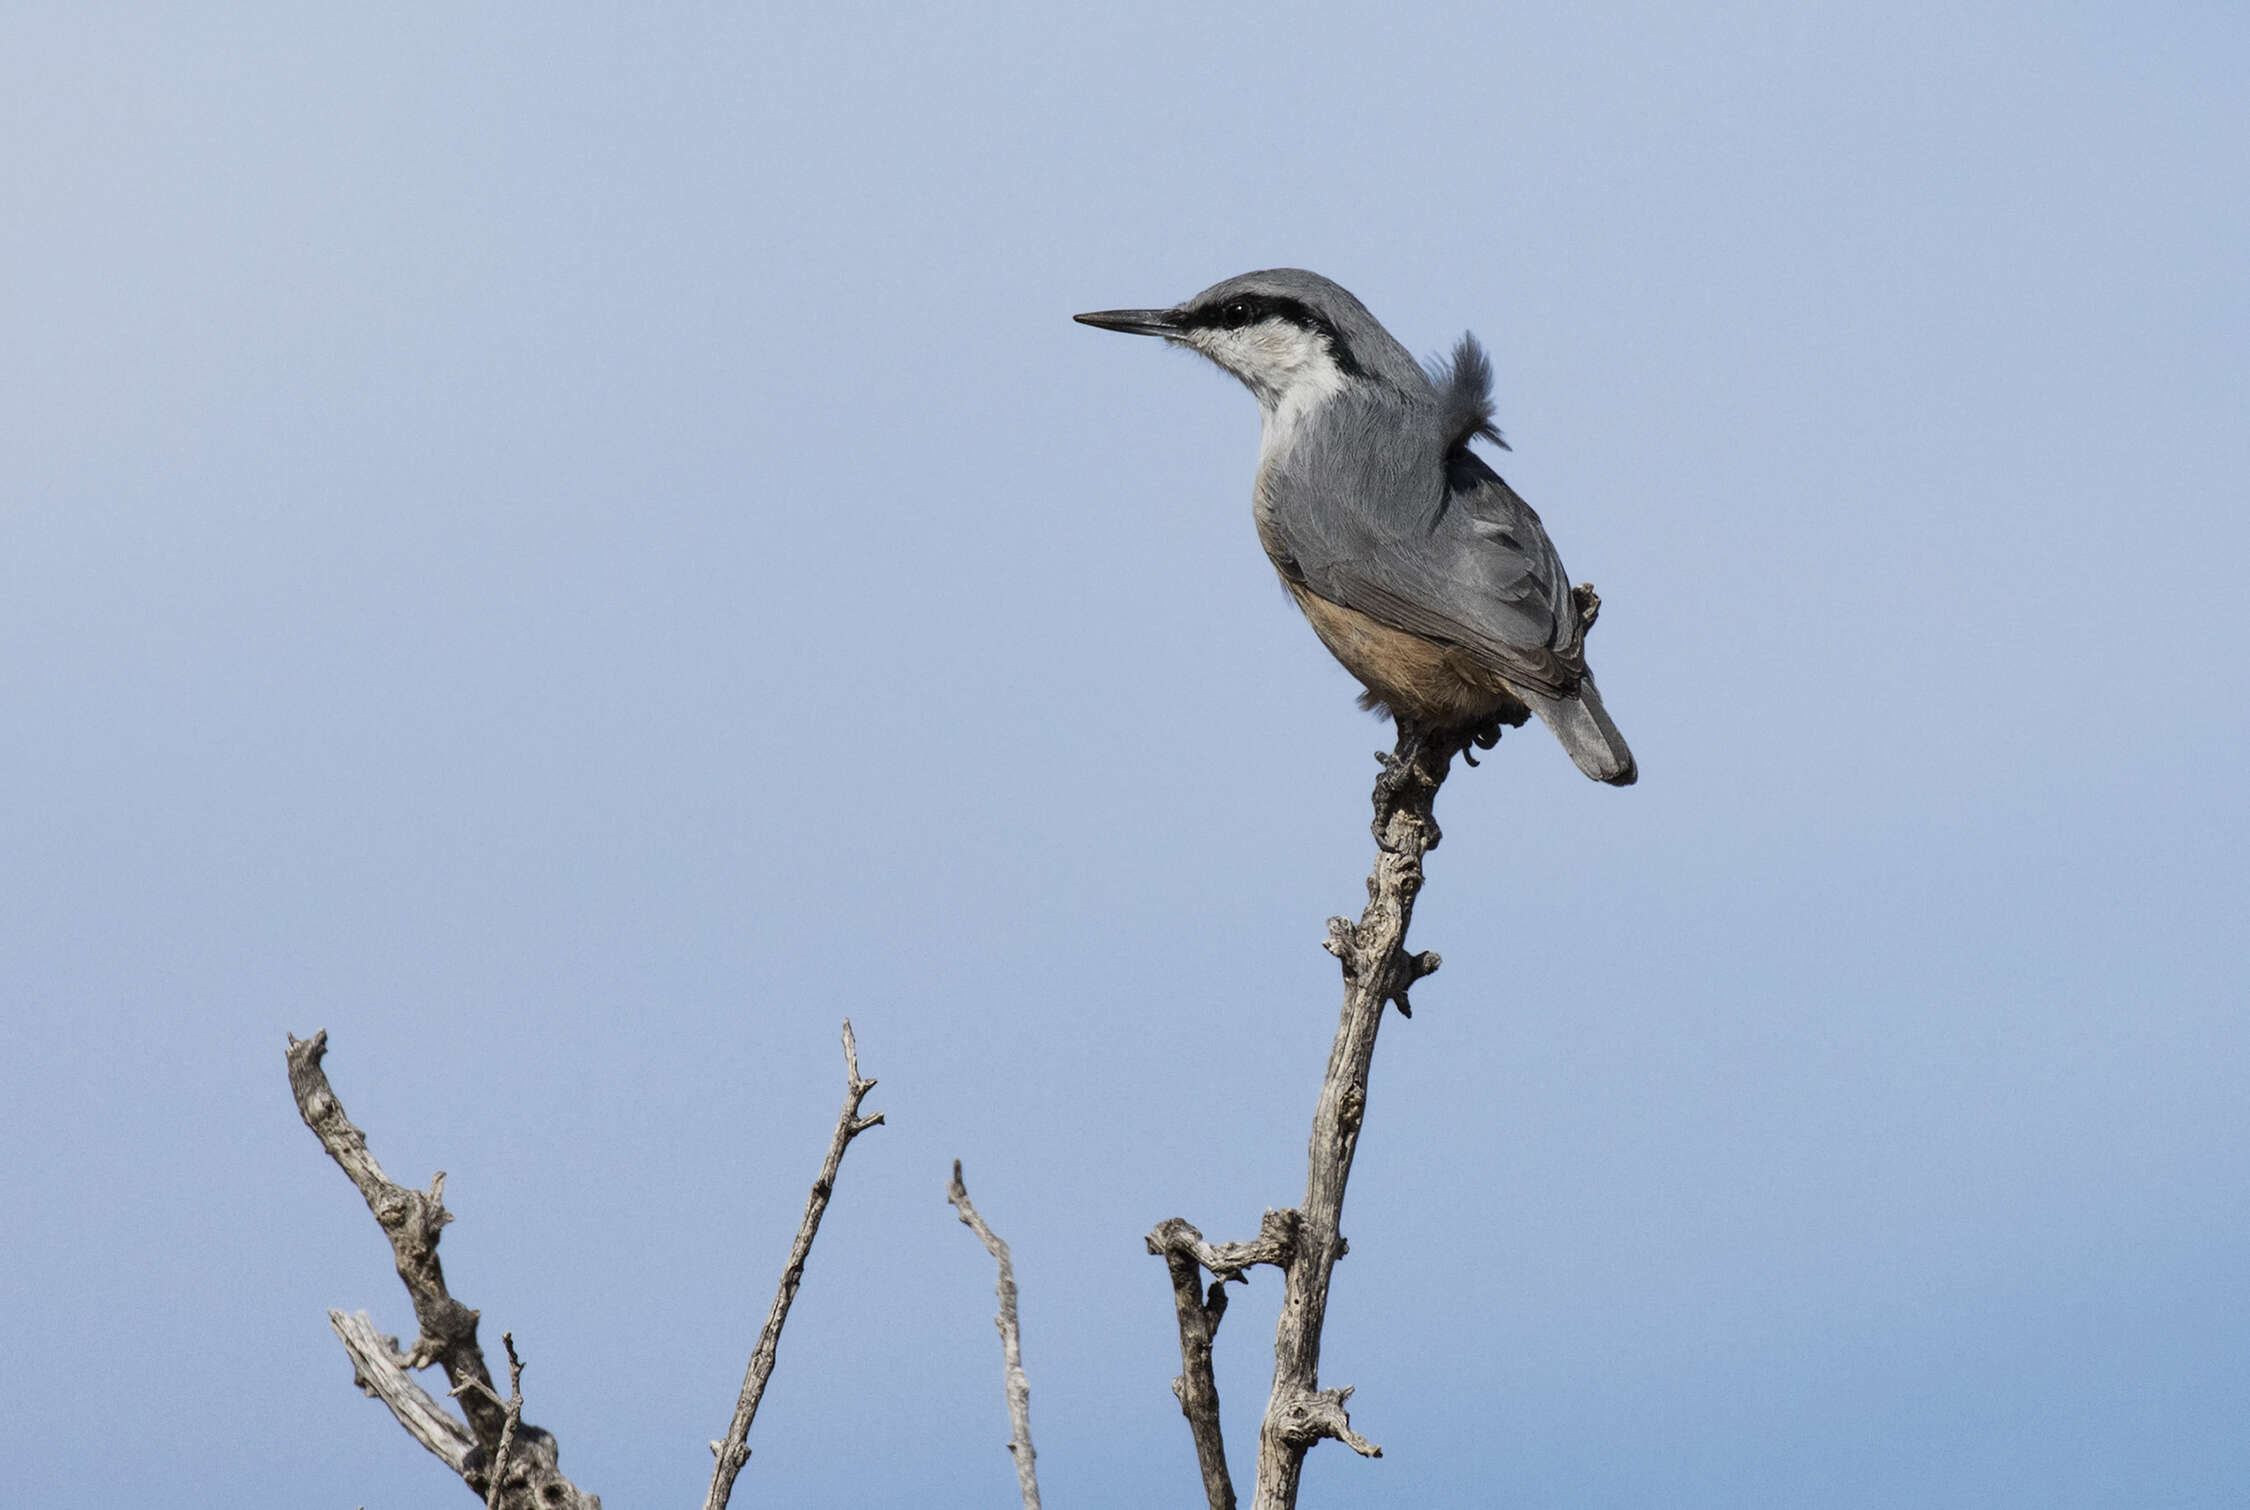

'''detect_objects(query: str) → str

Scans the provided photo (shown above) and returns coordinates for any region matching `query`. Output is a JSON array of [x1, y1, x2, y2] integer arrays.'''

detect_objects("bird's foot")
[[1459, 718, 1506, 767], [1372, 720, 1456, 849], [1372, 747, 1415, 815]]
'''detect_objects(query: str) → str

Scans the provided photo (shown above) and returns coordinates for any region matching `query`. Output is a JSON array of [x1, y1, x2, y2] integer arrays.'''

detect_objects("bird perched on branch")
[[1077, 269, 1635, 786]]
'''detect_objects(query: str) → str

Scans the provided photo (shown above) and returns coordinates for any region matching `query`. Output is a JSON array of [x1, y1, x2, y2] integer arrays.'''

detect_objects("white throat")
[[1182, 321, 1352, 466], [1258, 364, 1348, 465]]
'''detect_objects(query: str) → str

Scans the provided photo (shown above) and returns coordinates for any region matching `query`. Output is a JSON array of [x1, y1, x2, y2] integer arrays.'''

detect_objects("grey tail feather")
[[1522, 677, 1637, 786], [1427, 332, 1511, 453]]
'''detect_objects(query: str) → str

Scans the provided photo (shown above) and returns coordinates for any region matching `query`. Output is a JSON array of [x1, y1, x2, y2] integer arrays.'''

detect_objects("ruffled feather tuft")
[[1428, 333, 1510, 454]]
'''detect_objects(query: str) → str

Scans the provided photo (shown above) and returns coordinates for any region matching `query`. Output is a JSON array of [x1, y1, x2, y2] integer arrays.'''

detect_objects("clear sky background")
[[5, 4, 2247, 1506]]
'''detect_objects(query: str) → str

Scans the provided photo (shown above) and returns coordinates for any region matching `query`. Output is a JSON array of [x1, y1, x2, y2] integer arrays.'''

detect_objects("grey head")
[[1075, 269, 1429, 416]]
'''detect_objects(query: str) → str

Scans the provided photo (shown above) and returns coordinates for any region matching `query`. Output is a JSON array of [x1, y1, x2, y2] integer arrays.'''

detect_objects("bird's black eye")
[[1221, 299, 1252, 329]]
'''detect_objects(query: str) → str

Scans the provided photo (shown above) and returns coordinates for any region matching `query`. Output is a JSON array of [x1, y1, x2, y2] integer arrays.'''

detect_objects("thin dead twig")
[[476, 1334, 527, 1510], [948, 1160, 1043, 1510], [702, 1019, 885, 1510]]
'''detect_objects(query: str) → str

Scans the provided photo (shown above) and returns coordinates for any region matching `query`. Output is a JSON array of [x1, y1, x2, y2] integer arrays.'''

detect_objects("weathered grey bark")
[[1145, 1208, 1301, 1510], [947, 1161, 1043, 1510], [329, 1309, 476, 1473], [1250, 721, 1470, 1506], [1149, 718, 1484, 1510], [285, 1030, 599, 1510], [702, 1020, 885, 1510], [472, 1333, 528, 1510]]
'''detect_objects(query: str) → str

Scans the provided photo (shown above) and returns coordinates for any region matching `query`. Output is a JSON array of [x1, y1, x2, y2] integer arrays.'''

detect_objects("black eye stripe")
[[1182, 293, 1305, 332], [1181, 294, 1369, 378]]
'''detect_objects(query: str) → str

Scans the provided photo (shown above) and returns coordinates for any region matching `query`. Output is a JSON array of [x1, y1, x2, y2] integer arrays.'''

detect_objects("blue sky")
[[4, 4, 2246, 1506]]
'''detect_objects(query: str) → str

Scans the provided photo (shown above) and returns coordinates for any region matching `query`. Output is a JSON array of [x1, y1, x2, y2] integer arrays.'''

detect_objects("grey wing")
[[1277, 444, 1588, 700]]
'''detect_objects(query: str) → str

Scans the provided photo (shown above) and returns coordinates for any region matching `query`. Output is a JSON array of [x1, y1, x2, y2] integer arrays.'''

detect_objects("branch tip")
[[703, 1026, 883, 1510], [947, 1163, 1042, 1510]]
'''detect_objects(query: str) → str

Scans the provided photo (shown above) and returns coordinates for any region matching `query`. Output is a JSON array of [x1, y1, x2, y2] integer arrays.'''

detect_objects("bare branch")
[[1247, 718, 1483, 1509], [479, 1334, 527, 1510], [1144, 1216, 1262, 1510], [1144, 1207, 1305, 1510], [329, 1310, 475, 1474], [947, 1161, 1043, 1510], [1149, 1209, 1300, 1283], [285, 1031, 598, 1510], [703, 1019, 885, 1510]]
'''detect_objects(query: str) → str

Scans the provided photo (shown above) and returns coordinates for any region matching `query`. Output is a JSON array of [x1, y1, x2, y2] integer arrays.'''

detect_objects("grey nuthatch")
[[1077, 268, 1636, 786]]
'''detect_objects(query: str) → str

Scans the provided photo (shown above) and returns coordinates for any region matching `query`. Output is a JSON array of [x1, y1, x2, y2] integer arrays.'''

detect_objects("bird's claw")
[[1459, 718, 1504, 767]]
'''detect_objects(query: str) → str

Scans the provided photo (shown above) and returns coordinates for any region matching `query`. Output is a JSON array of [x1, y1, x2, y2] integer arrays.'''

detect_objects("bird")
[[1075, 268, 1636, 786]]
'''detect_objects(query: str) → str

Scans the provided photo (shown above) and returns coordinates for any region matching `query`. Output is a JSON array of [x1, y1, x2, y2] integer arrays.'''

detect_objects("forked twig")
[[285, 1031, 596, 1509], [1147, 717, 1484, 1510], [476, 1334, 526, 1510]]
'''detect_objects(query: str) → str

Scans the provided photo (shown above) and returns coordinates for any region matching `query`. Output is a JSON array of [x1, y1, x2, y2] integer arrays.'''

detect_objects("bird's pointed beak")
[[1073, 307, 1184, 338]]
